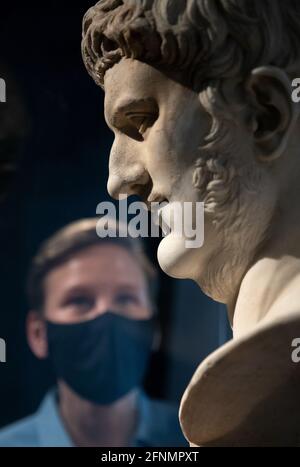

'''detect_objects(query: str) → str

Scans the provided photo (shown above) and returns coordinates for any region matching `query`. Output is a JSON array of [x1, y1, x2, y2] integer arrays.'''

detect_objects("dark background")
[[0, 1, 232, 428]]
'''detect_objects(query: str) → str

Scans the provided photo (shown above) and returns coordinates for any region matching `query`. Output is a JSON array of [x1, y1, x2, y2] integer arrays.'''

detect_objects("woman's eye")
[[115, 294, 139, 306], [66, 296, 93, 309]]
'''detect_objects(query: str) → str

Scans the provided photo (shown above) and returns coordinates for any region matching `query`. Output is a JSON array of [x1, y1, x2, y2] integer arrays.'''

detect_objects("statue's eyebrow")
[[105, 97, 145, 129], [105, 96, 159, 132], [112, 97, 158, 118]]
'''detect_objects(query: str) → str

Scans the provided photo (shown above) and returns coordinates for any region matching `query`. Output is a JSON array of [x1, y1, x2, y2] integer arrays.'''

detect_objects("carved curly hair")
[[82, 0, 300, 91]]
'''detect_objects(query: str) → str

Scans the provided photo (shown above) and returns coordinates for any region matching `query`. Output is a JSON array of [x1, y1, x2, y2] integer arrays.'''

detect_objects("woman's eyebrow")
[[114, 284, 141, 292], [61, 284, 92, 297]]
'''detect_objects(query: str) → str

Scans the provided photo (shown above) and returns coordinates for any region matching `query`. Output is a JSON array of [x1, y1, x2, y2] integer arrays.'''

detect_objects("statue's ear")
[[245, 66, 299, 162]]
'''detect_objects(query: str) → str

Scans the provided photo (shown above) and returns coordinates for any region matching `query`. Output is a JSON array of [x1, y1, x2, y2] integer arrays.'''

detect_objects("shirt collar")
[[35, 388, 185, 447], [134, 389, 186, 447], [35, 389, 73, 447]]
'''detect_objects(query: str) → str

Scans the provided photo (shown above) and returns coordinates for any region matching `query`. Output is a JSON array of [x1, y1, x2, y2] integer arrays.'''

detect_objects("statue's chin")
[[157, 233, 200, 281]]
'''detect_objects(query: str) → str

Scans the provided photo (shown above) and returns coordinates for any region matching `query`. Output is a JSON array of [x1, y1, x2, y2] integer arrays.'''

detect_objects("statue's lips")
[[151, 203, 169, 235], [152, 202, 185, 237]]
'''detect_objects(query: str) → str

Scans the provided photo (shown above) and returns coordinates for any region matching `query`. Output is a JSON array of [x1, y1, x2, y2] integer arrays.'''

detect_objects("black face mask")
[[46, 311, 155, 405]]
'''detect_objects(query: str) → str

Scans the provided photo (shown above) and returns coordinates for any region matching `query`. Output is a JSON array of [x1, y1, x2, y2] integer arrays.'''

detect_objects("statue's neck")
[[232, 208, 300, 338]]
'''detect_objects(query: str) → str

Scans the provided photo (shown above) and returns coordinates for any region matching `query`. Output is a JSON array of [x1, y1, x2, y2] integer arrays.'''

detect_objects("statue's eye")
[[110, 98, 159, 141], [126, 112, 157, 135]]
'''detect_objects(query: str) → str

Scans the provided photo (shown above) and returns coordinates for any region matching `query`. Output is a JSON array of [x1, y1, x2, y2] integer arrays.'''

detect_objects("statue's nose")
[[107, 138, 152, 200], [107, 165, 151, 200]]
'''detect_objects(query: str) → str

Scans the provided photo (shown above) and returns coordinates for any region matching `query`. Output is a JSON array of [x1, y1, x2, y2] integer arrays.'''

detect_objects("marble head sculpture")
[[82, 0, 300, 446]]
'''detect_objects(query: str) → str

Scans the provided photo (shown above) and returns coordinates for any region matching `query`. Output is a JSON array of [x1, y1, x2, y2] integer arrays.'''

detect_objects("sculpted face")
[[104, 58, 212, 280], [81, 1, 300, 311], [104, 58, 278, 305]]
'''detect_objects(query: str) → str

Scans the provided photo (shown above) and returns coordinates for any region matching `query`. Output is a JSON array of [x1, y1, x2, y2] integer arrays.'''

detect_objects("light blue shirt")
[[0, 389, 187, 447]]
